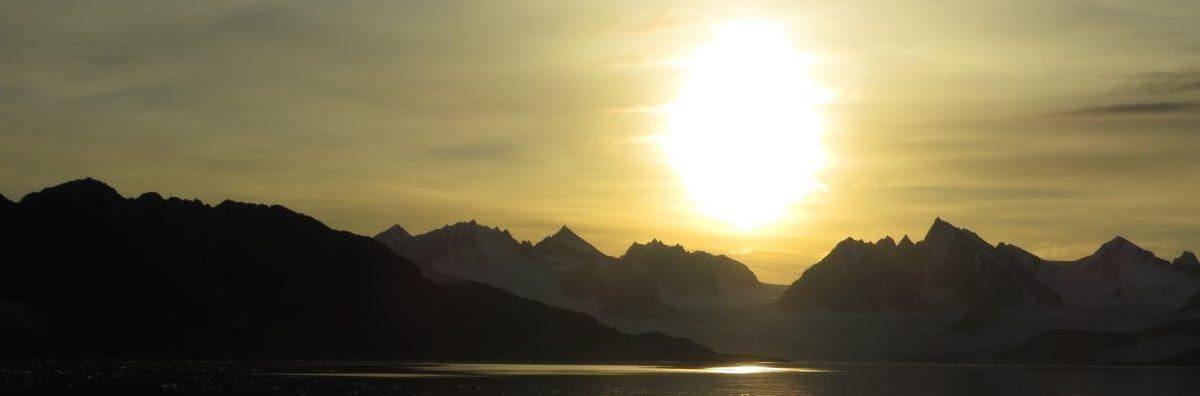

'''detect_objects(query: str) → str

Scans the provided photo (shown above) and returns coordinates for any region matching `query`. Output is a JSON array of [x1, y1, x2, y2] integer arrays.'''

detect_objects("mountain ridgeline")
[[374, 222, 765, 318], [0, 179, 717, 361], [373, 216, 1200, 364], [5, 178, 1199, 365], [778, 218, 1200, 313], [777, 218, 1065, 311]]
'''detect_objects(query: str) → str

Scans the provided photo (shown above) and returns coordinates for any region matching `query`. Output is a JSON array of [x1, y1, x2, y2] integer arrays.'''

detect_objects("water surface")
[[1, 360, 1197, 395]]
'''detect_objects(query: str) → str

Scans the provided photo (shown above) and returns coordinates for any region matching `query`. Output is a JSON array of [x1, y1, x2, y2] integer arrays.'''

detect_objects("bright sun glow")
[[663, 21, 829, 231]]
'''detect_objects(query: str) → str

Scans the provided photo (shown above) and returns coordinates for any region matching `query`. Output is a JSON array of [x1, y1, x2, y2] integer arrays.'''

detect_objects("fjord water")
[[3, 361, 1198, 395]]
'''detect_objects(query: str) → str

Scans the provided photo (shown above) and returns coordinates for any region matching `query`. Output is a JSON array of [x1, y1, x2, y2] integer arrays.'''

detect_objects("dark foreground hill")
[[0, 179, 717, 362]]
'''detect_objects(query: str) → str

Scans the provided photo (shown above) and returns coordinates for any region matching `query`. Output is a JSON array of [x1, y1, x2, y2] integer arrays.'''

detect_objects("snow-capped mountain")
[[779, 218, 1200, 314], [1020, 237, 1200, 308], [777, 218, 1065, 311], [373, 220, 564, 305], [533, 225, 612, 270], [374, 221, 765, 318], [367, 217, 1200, 363]]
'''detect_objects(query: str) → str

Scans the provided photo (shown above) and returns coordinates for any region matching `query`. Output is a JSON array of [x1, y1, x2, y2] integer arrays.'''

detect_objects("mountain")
[[1020, 237, 1199, 308], [534, 226, 612, 270], [0, 178, 718, 362], [376, 222, 766, 318], [777, 218, 1064, 312], [778, 216, 1200, 313], [1174, 251, 1200, 277], [374, 224, 412, 251], [381, 220, 544, 278], [775, 236, 929, 311], [619, 240, 763, 294]]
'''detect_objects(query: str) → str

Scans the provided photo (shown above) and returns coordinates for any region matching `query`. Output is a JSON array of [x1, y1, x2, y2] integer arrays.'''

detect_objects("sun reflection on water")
[[701, 365, 805, 374], [270, 363, 832, 378]]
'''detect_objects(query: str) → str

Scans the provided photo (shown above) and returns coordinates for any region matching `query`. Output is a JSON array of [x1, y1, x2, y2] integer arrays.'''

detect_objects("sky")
[[2, 1, 1199, 284]]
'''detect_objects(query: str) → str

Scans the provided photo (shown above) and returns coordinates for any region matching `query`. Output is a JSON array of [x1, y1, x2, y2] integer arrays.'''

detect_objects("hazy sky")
[[3, 1, 1199, 283]]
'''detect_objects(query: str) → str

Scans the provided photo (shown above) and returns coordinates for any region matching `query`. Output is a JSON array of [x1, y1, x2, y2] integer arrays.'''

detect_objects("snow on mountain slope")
[[1020, 237, 1200, 308], [375, 222, 775, 319], [778, 218, 1063, 312]]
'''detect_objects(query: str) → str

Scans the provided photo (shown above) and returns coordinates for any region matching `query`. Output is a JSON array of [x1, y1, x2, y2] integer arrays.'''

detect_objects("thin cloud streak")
[[1062, 102, 1199, 115]]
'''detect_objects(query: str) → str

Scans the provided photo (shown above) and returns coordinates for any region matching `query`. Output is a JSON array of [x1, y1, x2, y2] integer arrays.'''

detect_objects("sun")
[[662, 21, 830, 231]]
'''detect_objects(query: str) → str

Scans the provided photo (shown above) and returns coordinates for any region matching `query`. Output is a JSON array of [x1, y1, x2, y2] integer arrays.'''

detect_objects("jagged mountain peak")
[[550, 225, 583, 241], [385, 224, 411, 236], [446, 219, 507, 234], [374, 224, 412, 242], [836, 236, 863, 246], [627, 239, 686, 256], [1176, 251, 1199, 265], [877, 236, 897, 247], [782, 218, 1066, 312], [925, 217, 964, 240], [930, 216, 953, 229], [1094, 235, 1147, 257], [922, 217, 996, 253], [535, 224, 606, 259]]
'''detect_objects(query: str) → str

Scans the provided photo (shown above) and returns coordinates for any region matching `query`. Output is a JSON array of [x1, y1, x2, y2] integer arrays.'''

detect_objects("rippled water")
[[2, 360, 1199, 395]]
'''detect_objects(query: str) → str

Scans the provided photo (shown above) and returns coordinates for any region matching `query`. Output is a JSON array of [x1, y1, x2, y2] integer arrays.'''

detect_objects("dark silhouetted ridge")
[[19, 177, 123, 213], [0, 179, 719, 362]]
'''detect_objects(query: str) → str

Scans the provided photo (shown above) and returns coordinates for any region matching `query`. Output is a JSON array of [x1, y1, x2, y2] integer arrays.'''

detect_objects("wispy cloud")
[[1126, 69, 1200, 94], [1063, 102, 1199, 115]]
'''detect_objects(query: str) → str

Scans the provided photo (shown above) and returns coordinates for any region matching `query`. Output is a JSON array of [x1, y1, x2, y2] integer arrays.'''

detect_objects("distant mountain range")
[[374, 222, 764, 318], [0, 179, 719, 362], [5, 178, 1200, 365], [778, 218, 1199, 313], [377, 217, 1200, 365]]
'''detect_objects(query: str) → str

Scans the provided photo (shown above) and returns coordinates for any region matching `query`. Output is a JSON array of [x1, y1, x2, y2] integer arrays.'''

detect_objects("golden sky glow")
[[2, 1, 1199, 283]]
